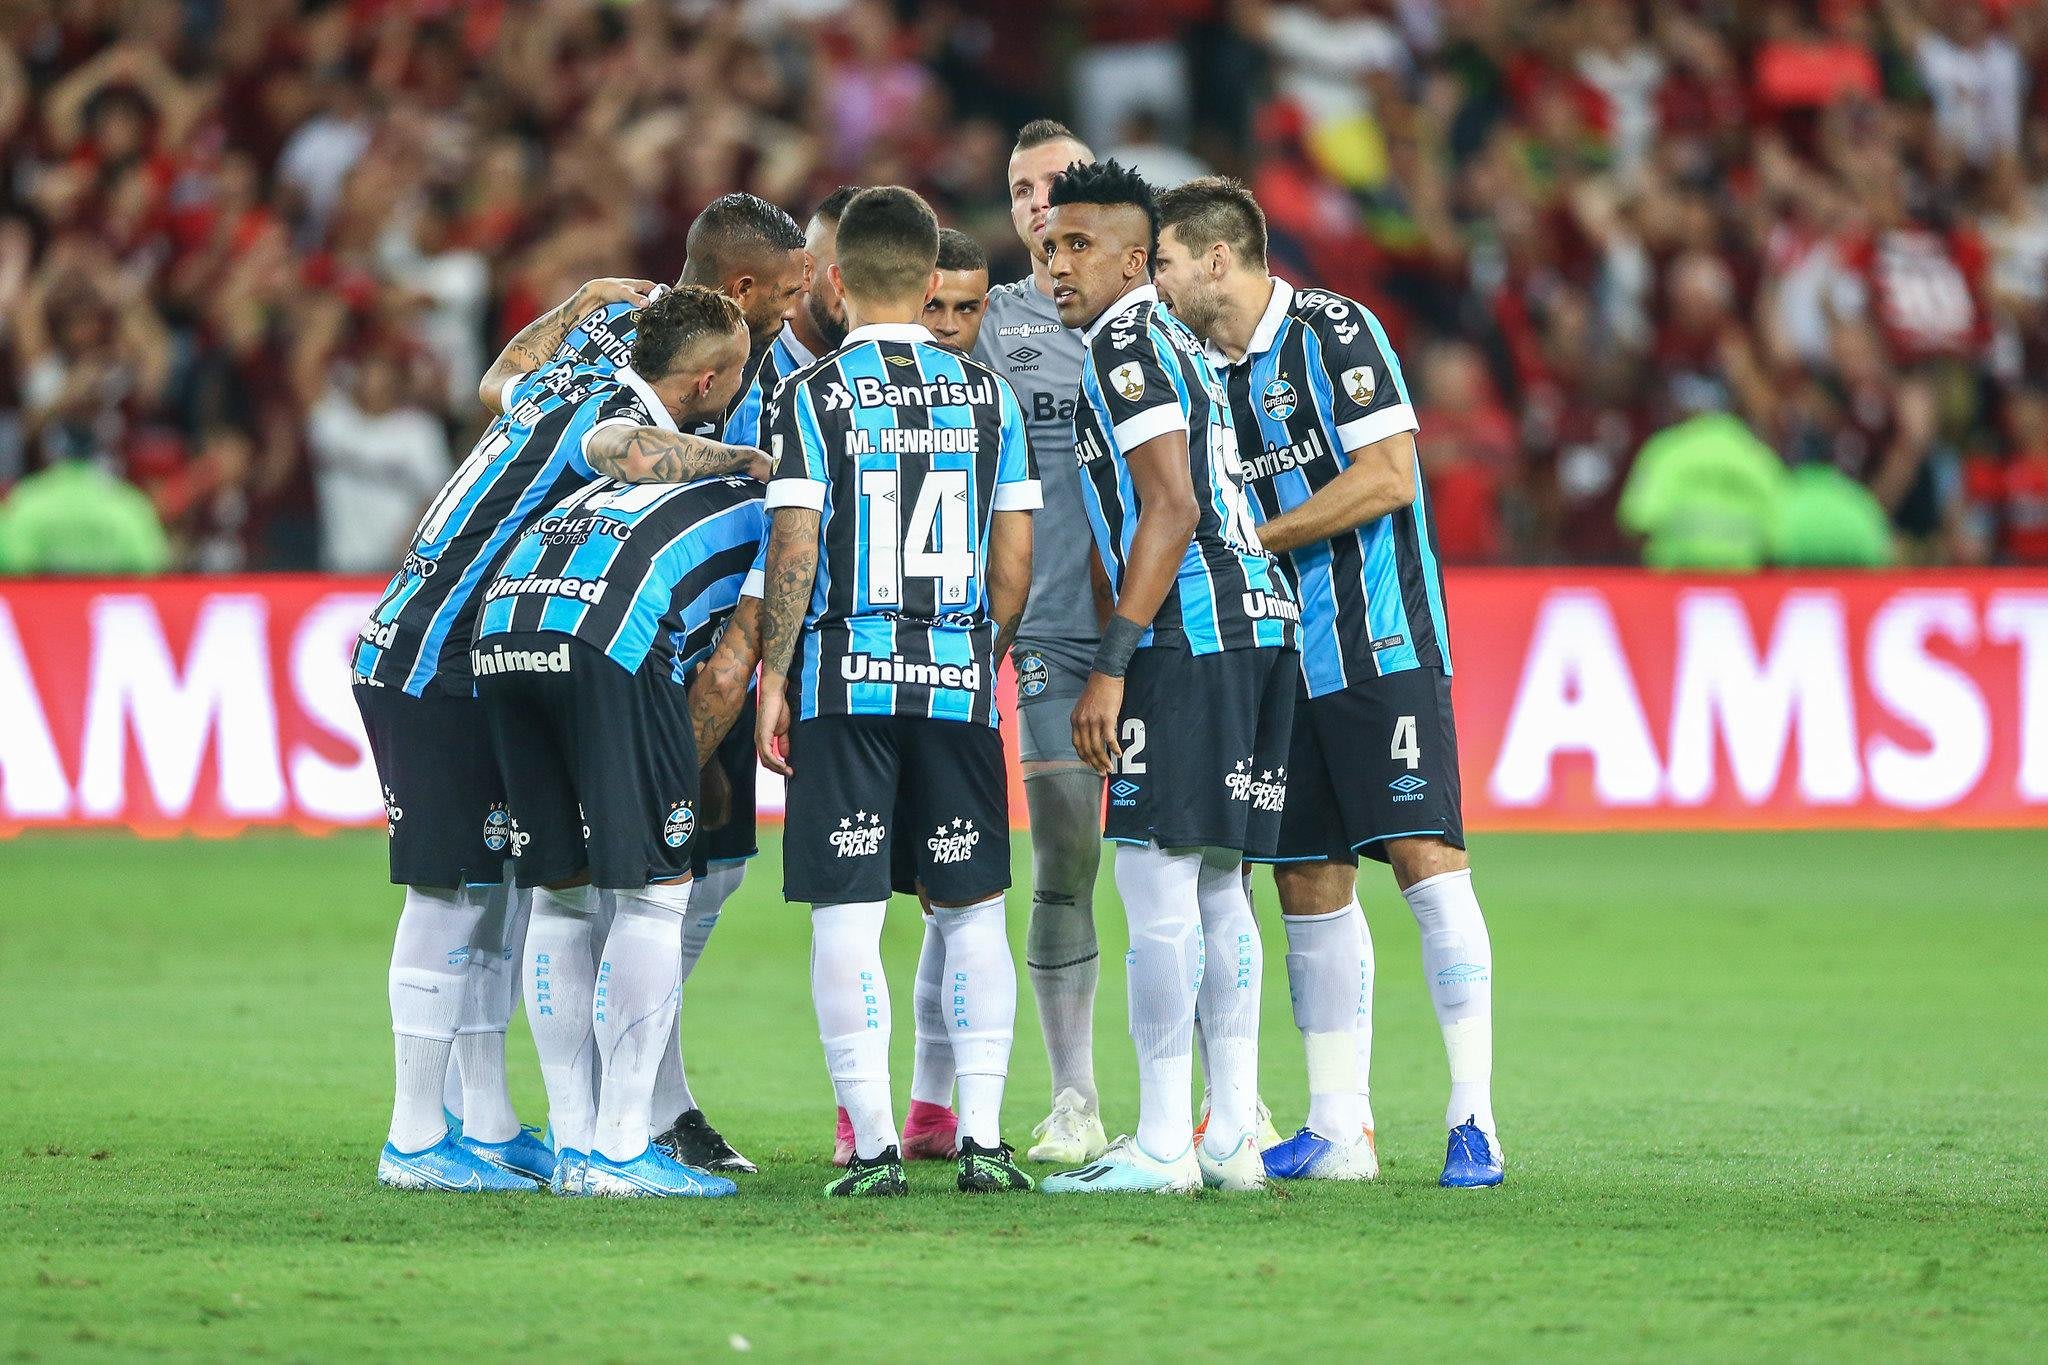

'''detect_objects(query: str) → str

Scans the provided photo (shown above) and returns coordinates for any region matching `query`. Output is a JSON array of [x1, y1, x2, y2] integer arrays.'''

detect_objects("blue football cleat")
[[549, 1148, 589, 1196], [443, 1108, 463, 1141], [1263, 1127, 1380, 1181], [461, 1126, 557, 1183], [377, 1133, 536, 1192], [1439, 1119, 1504, 1188], [582, 1145, 738, 1198]]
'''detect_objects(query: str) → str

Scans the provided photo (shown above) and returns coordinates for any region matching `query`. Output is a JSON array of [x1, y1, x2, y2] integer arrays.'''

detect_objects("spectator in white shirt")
[[307, 350, 450, 574]]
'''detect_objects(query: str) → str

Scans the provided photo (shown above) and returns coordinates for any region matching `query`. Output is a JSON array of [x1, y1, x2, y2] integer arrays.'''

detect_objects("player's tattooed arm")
[[687, 597, 761, 760], [754, 507, 821, 776], [987, 509, 1033, 664], [1255, 430, 1418, 554], [585, 425, 773, 484], [476, 276, 656, 415]]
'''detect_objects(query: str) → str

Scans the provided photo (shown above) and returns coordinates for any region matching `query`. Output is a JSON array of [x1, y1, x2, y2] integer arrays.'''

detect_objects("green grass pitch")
[[4, 828, 2044, 1360]]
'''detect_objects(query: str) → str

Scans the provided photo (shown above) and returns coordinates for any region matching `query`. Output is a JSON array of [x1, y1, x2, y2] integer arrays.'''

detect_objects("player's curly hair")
[[630, 285, 743, 378], [1046, 158, 1159, 264]]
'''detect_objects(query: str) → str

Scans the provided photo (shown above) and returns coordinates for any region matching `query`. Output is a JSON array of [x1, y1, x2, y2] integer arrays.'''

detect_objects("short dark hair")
[[681, 192, 804, 284], [1014, 119, 1088, 157], [1046, 158, 1159, 263], [835, 186, 940, 302], [630, 285, 743, 377], [936, 227, 988, 275], [813, 185, 863, 226], [1156, 176, 1268, 268]]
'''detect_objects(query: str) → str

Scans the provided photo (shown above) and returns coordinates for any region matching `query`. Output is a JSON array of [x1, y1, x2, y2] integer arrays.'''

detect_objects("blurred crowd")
[[1, 0, 2046, 573]]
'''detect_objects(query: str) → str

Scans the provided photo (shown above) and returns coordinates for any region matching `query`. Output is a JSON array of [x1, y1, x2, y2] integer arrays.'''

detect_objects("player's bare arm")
[[987, 509, 1034, 663], [1253, 430, 1418, 555], [686, 595, 762, 761], [1088, 545, 1113, 631], [477, 277, 656, 415], [753, 506, 821, 776], [585, 424, 772, 484], [1071, 428, 1200, 774]]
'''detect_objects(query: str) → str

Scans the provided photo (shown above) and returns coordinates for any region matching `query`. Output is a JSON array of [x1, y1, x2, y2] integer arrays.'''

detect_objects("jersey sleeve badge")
[[1342, 364, 1377, 406], [1111, 362, 1145, 401]]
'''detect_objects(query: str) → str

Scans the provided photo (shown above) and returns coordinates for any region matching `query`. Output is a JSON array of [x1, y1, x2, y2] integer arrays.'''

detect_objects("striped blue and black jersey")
[[719, 323, 818, 448], [1209, 278, 1449, 695], [352, 364, 677, 695], [474, 475, 766, 683], [765, 322, 1041, 726], [1072, 284, 1296, 655]]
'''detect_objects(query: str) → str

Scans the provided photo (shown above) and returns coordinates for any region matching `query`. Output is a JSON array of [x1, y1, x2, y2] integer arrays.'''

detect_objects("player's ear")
[[1211, 241, 1231, 280], [731, 273, 755, 304], [827, 261, 845, 297], [922, 269, 941, 308]]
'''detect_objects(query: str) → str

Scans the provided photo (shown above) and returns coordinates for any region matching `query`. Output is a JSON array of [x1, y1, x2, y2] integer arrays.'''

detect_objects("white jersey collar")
[[1205, 275, 1294, 368], [616, 364, 678, 431], [844, 322, 934, 347], [777, 321, 816, 369], [1081, 282, 1160, 346]]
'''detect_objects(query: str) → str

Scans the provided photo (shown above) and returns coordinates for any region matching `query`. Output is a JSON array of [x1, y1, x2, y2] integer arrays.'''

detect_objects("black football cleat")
[[654, 1108, 759, 1174], [824, 1145, 908, 1197], [956, 1138, 1034, 1193]]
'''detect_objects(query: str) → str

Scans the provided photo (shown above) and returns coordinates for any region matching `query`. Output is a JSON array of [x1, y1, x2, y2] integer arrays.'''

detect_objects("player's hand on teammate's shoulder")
[[1070, 671, 1125, 776], [571, 277, 658, 315]]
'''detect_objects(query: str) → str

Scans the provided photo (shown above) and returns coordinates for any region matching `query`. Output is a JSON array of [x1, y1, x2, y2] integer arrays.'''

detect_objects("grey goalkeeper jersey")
[[973, 277, 1095, 673]]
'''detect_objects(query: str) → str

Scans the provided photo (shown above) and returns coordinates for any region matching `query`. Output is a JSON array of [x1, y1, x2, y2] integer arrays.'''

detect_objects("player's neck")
[[843, 297, 927, 331], [1204, 273, 1278, 364], [788, 310, 829, 356], [1029, 255, 1056, 299]]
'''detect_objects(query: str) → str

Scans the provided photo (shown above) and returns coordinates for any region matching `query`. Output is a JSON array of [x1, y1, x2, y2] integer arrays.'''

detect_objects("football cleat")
[[550, 1148, 589, 1196], [831, 1107, 856, 1168], [655, 1109, 759, 1174], [1196, 1133, 1266, 1191], [1440, 1119, 1504, 1188], [377, 1133, 535, 1192], [1194, 1095, 1283, 1152], [1026, 1088, 1108, 1165], [443, 1108, 463, 1142], [956, 1138, 1034, 1193], [824, 1145, 908, 1197], [1262, 1126, 1380, 1181], [583, 1145, 738, 1198], [1041, 1135, 1201, 1195], [901, 1100, 960, 1160], [461, 1126, 557, 1183]]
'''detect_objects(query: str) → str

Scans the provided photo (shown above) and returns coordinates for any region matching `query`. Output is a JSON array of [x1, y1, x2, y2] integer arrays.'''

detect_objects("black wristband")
[[1092, 615, 1145, 678]]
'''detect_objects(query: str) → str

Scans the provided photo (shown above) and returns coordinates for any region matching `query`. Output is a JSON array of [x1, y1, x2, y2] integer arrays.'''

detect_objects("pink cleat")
[[900, 1100, 960, 1161], [832, 1107, 855, 1168]]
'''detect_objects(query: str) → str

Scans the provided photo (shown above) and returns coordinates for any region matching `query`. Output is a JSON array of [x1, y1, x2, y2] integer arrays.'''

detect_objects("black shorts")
[[1105, 642, 1296, 857], [782, 714, 1010, 905], [353, 680, 508, 888], [1252, 667, 1466, 867], [693, 689, 759, 873], [475, 633, 700, 890]]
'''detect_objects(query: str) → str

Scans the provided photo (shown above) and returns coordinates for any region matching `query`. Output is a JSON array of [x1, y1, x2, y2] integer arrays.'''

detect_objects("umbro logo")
[[1110, 780, 1139, 800], [1012, 346, 1042, 365], [1389, 774, 1428, 795]]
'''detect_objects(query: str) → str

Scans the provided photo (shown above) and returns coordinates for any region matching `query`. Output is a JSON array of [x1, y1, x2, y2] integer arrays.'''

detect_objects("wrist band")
[[1092, 615, 1145, 678]]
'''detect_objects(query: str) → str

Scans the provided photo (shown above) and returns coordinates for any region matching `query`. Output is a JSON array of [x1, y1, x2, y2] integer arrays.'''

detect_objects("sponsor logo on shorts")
[[483, 803, 511, 852], [840, 654, 981, 691], [927, 817, 981, 865], [663, 801, 696, 849], [470, 642, 573, 676], [1015, 651, 1049, 699], [383, 786, 404, 837], [1242, 591, 1300, 623], [1261, 378, 1297, 420], [359, 619, 399, 650], [1225, 760, 1289, 811], [485, 573, 609, 605], [1389, 773, 1428, 802], [1109, 778, 1140, 807], [508, 815, 530, 857], [831, 810, 886, 858]]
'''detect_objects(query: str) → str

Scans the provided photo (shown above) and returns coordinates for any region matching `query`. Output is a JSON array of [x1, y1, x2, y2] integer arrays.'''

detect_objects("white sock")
[[934, 895, 1014, 1147], [1404, 868, 1495, 1138], [387, 886, 487, 1152], [812, 901, 895, 1159], [1352, 901, 1375, 1132], [648, 860, 742, 1132], [1194, 852, 1260, 1156], [909, 914, 956, 1108], [524, 885, 600, 1155], [1284, 904, 1364, 1139], [455, 881, 524, 1143], [590, 881, 690, 1162], [1115, 842, 1203, 1158], [1024, 767, 1102, 1111]]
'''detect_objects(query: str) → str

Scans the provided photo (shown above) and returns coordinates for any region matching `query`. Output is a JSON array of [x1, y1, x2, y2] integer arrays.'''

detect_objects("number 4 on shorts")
[[1391, 715, 1419, 770]]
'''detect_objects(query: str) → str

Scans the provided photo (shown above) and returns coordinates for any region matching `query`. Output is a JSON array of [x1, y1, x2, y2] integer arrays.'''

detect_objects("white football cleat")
[[1196, 1133, 1267, 1191], [1027, 1088, 1108, 1165], [1195, 1095, 1283, 1151], [1041, 1135, 1201, 1194]]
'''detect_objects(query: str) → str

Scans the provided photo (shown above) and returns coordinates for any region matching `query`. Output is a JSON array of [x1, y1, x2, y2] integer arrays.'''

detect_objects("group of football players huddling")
[[356, 119, 1504, 1200]]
